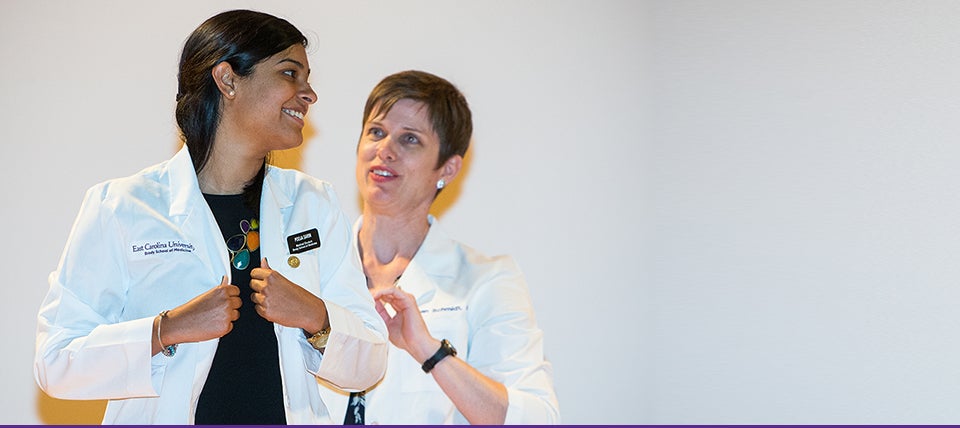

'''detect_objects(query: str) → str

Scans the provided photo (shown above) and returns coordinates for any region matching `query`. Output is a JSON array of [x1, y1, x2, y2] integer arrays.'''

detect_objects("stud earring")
[[436, 179, 446, 190], [228, 90, 235, 97]]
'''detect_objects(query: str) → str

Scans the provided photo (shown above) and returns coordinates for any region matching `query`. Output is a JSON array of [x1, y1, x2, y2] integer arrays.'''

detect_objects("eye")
[[367, 127, 385, 140], [401, 134, 420, 145], [282, 69, 296, 78]]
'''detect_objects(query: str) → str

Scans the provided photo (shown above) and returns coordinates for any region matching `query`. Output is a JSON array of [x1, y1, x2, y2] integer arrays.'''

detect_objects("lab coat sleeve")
[[299, 185, 387, 391], [463, 256, 561, 424], [35, 184, 159, 400]]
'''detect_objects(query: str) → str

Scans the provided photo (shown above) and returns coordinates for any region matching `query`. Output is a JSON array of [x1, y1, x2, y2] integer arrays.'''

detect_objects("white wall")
[[1, 0, 644, 424], [644, 0, 960, 423], [3, 0, 959, 424]]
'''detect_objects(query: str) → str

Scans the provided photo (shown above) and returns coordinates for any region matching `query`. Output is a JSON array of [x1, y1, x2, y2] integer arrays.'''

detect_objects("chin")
[[273, 138, 304, 152]]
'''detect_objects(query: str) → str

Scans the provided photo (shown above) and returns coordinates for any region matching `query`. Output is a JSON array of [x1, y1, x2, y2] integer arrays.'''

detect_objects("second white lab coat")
[[319, 216, 560, 424]]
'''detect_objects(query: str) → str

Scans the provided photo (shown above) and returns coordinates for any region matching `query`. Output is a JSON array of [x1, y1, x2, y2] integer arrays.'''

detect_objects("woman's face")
[[230, 44, 316, 153], [356, 98, 458, 215]]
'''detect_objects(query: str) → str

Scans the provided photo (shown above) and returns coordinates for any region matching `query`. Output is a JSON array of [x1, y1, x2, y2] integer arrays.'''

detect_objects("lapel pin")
[[287, 255, 301, 268]]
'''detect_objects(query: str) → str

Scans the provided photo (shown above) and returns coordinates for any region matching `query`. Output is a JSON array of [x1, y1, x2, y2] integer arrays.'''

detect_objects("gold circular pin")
[[287, 256, 300, 268]]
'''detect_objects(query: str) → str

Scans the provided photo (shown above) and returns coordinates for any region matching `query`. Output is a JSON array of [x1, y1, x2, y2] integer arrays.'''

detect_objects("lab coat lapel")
[[395, 216, 458, 305], [165, 146, 231, 283], [258, 169, 329, 423], [397, 259, 436, 306], [259, 167, 293, 265], [163, 146, 228, 415]]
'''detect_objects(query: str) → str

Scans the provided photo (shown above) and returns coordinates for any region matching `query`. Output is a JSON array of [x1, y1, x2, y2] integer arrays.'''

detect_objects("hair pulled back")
[[176, 9, 307, 174]]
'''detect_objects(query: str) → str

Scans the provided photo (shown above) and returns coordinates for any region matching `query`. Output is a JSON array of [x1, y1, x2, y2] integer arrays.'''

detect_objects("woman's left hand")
[[250, 258, 328, 333], [372, 287, 439, 364]]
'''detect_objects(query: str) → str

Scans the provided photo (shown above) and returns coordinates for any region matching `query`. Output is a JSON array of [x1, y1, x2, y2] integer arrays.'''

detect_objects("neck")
[[358, 209, 430, 291], [197, 138, 265, 195]]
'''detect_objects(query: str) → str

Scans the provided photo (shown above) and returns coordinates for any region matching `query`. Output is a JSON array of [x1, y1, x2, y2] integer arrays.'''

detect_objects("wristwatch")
[[306, 326, 330, 350], [421, 339, 457, 373]]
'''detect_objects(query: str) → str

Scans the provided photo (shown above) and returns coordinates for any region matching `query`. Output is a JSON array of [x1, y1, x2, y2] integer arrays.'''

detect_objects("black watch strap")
[[421, 339, 457, 373]]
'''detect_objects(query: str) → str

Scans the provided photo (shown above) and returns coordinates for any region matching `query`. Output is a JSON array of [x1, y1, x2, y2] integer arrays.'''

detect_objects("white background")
[[3, 0, 960, 424]]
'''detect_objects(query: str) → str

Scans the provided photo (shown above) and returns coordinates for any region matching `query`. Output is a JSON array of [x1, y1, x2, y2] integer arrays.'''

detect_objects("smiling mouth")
[[282, 108, 304, 120], [372, 169, 395, 177]]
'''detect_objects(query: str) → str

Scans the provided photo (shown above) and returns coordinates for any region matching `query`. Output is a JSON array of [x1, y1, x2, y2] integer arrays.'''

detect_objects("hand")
[[163, 276, 241, 344], [372, 287, 439, 363], [250, 258, 327, 332]]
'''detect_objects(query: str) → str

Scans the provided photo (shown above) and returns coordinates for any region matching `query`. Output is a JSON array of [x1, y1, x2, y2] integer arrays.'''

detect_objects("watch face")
[[443, 339, 457, 356], [308, 329, 330, 349]]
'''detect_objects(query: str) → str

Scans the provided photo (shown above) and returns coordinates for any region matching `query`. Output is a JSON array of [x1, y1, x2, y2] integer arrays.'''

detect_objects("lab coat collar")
[[162, 146, 295, 280], [261, 166, 294, 212], [165, 146, 295, 215], [354, 215, 459, 305], [259, 166, 294, 264], [166, 145, 203, 218], [162, 146, 230, 281]]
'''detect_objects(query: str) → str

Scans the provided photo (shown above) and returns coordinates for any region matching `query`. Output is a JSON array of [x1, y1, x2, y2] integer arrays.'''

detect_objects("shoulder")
[[424, 219, 526, 292], [449, 240, 539, 329], [455, 241, 523, 284], [441, 238, 529, 307], [82, 159, 171, 208], [265, 165, 341, 203]]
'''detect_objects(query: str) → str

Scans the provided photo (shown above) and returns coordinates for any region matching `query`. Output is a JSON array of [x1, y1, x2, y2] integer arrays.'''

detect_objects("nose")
[[300, 82, 317, 105], [376, 138, 397, 162]]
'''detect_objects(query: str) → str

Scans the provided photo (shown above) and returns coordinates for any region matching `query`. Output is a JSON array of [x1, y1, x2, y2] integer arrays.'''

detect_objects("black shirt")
[[195, 193, 286, 425]]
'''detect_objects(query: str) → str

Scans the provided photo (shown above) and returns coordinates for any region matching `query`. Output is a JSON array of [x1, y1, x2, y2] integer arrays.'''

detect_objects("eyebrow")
[[364, 119, 425, 135]]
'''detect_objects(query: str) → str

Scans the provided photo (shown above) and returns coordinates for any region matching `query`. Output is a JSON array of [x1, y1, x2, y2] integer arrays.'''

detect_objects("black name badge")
[[287, 228, 321, 254]]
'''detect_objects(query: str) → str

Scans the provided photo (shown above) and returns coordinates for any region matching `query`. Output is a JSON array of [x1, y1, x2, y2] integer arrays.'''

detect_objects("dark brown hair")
[[175, 9, 306, 210]]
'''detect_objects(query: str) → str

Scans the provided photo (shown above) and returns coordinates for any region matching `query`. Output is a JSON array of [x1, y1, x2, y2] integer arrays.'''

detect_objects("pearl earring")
[[228, 90, 235, 97], [436, 179, 446, 190]]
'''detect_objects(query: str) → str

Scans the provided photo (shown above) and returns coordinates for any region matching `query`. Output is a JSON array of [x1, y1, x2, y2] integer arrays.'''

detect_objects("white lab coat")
[[319, 216, 561, 424], [35, 147, 388, 424]]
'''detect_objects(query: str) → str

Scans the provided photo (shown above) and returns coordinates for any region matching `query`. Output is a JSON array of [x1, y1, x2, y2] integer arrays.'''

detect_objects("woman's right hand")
[[371, 286, 439, 364], [157, 276, 241, 347]]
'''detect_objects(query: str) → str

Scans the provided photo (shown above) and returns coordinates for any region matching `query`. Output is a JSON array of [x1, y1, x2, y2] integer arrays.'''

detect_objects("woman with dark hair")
[[34, 10, 387, 424], [319, 70, 560, 424]]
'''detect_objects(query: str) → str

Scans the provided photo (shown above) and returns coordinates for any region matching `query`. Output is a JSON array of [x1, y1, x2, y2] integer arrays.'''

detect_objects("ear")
[[211, 62, 237, 99], [440, 154, 463, 185]]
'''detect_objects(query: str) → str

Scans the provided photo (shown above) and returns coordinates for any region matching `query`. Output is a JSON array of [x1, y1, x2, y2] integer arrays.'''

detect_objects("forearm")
[[300, 296, 331, 353], [429, 355, 508, 425], [406, 337, 507, 424], [299, 295, 330, 335]]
